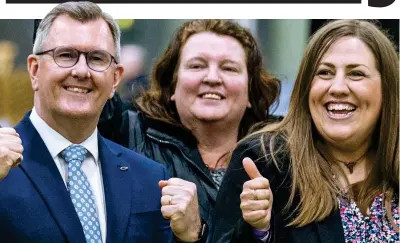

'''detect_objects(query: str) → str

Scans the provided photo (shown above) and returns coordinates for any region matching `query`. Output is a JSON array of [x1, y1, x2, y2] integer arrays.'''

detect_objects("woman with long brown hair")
[[212, 19, 399, 242], [99, 19, 281, 242]]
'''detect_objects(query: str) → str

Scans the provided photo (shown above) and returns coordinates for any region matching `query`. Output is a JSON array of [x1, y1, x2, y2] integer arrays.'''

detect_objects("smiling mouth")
[[200, 93, 224, 100], [325, 103, 356, 118], [64, 86, 92, 94]]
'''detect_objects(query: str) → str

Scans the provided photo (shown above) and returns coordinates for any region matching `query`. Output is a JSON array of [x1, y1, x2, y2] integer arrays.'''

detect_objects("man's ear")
[[27, 54, 40, 91], [109, 63, 124, 99]]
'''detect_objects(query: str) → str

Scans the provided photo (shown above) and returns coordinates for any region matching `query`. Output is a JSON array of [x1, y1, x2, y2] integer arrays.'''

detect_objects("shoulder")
[[121, 109, 145, 129], [122, 110, 171, 134], [123, 109, 142, 121], [118, 110, 148, 149], [233, 132, 289, 167]]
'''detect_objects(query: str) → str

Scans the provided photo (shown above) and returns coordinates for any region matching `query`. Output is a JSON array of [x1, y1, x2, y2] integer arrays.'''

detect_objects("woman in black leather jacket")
[[99, 19, 281, 241]]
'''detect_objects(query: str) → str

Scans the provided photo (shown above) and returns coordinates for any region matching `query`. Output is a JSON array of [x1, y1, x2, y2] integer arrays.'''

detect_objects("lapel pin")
[[119, 166, 129, 171]]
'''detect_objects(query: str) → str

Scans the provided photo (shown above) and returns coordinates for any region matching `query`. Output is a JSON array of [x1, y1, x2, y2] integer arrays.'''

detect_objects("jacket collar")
[[98, 136, 131, 243], [143, 114, 197, 152], [141, 113, 219, 201]]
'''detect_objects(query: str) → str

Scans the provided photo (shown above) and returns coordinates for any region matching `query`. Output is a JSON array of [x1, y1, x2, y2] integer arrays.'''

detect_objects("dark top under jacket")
[[99, 94, 219, 239], [210, 133, 346, 243]]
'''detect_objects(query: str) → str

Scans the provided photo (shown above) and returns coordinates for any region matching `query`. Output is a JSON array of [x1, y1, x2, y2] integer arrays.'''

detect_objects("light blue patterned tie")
[[61, 144, 102, 243]]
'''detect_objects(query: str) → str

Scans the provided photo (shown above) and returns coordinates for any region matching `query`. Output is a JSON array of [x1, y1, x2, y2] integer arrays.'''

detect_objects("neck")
[[37, 109, 98, 144], [327, 142, 373, 186], [191, 122, 239, 169], [336, 157, 369, 187]]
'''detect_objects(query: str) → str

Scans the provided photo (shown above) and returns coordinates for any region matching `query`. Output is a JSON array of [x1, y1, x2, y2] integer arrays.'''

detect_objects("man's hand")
[[240, 157, 273, 230], [159, 178, 202, 242], [0, 127, 23, 181]]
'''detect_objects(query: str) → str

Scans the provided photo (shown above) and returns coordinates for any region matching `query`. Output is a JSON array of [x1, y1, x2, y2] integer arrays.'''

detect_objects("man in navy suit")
[[0, 2, 199, 242]]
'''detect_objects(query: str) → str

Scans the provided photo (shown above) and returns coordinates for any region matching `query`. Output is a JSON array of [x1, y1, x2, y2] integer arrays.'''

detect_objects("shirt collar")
[[29, 107, 99, 163]]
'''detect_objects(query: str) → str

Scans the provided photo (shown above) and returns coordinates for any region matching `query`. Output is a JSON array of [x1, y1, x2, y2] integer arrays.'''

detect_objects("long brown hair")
[[249, 19, 399, 226], [136, 19, 281, 139]]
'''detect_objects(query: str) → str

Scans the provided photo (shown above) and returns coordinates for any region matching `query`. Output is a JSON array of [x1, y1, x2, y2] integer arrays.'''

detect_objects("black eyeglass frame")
[[35, 46, 119, 72]]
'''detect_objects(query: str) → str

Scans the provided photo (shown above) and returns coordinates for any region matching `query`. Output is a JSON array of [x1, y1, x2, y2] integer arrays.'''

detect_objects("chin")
[[196, 116, 222, 122], [194, 108, 226, 118], [58, 106, 97, 118], [323, 131, 354, 143]]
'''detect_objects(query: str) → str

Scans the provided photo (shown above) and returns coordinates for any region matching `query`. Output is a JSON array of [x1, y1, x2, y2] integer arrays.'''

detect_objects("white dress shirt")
[[30, 108, 107, 242]]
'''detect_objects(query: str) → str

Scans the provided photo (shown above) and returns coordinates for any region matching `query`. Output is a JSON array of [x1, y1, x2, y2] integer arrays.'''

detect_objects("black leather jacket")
[[98, 94, 218, 238]]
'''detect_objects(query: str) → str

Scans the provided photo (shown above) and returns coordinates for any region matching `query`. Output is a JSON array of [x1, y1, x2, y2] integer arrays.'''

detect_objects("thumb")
[[158, 180, 168, 188], [243, 157, 262, 179]]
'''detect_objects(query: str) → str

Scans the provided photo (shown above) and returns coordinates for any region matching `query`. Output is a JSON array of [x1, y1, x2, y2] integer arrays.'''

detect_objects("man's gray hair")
[[32, 1, 121, 62]]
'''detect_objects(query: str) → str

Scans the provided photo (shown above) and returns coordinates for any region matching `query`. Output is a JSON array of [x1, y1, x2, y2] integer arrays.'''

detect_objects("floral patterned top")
[[338, 193, 399, 242]]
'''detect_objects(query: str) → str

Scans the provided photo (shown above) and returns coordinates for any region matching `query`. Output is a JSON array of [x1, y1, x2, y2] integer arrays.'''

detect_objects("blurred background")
[[0, 19, 398, 126]]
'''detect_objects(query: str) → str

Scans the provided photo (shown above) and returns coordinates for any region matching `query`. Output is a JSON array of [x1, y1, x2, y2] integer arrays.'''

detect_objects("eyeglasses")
[[35, 46, 118, 72]]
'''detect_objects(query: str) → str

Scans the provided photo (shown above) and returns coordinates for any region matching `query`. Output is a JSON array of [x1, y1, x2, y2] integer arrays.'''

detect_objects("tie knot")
[[60, 144, 88, 164]]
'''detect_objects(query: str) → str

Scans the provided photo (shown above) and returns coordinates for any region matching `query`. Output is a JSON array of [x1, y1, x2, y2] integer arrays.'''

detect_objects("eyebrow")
[[220, 59, 241, 66], [186, 57, 206, 63], [319, 62, 370, 70], [186, 56, 242, 65]]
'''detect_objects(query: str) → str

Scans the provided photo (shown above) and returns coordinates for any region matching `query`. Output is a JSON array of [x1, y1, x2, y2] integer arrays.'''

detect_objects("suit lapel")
[[16, 115, 86, 243], [98, 136, 132, 243], [315, 209, 346, 243]]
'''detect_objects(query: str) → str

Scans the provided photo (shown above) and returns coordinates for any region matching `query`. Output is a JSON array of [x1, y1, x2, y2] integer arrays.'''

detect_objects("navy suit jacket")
[[0, 113, 173, 243]]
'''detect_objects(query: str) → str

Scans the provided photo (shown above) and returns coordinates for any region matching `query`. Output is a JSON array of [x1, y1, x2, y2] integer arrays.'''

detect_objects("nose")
[[202, 65, 222, 85], [71, 53, 91, 80], [328, 71, 350, 97]]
